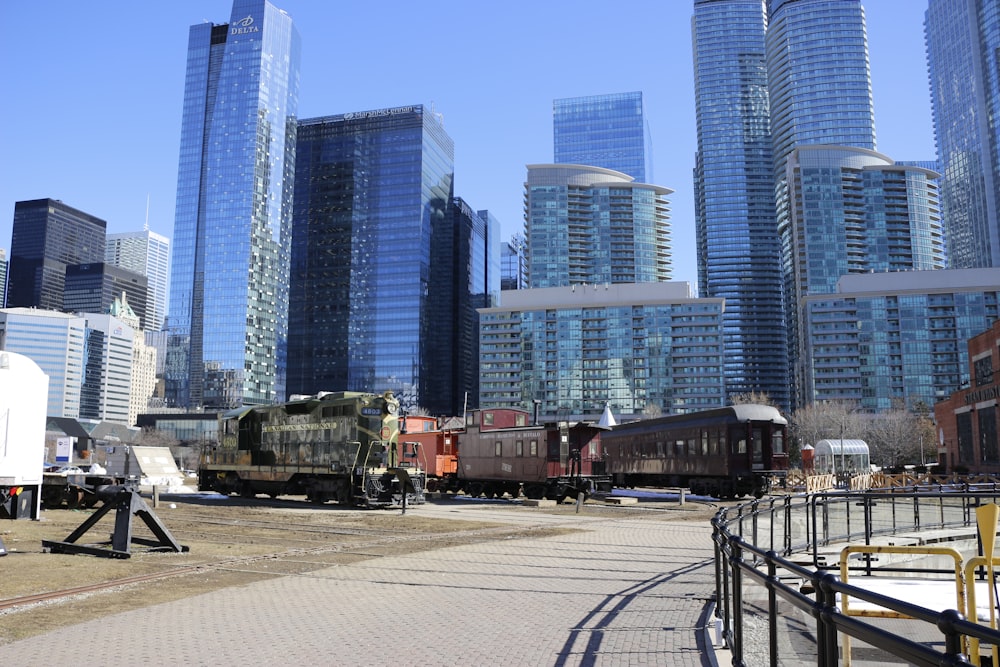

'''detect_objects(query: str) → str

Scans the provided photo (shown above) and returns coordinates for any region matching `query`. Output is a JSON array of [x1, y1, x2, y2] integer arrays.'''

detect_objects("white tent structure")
[[598, 403, 618, 428], [814, 439, 870, 475]]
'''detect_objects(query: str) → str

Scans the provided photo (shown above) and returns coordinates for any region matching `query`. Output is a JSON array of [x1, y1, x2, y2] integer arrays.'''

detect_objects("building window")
[[975, 356, 994, 387]]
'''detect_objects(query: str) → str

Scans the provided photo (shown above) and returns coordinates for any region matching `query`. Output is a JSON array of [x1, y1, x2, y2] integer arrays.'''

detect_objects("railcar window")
[[444, 436, 453, 454], [516, 440, 524, 456], [484, 412, 494, 426], [752, 428, 763, 463], [773, 431, 784, 454], [322, 407, 333, 418], [674, 440, 685, 457], [709, 431, 718, 455], [530, 440, 538, 456], [657, 441, 664, 457], [701, 431, 709, 455], [516, 414, 526, 426], [495, 441, 502, 457], [687, 438, 696, 455]]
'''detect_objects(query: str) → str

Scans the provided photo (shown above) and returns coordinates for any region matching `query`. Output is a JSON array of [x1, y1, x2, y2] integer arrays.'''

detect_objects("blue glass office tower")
[[166, 1, 300, 410], [289, 106, 476, 415], [8, 199, 107, 312], [553, 92, 652, 182], [692, 0, 788, 409], [925, 0, 1000, 268]]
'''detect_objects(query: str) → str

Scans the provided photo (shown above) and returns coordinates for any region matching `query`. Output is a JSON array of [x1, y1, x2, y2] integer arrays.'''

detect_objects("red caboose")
[[396, 415, 459, 492], [456, 408, 612, 501]]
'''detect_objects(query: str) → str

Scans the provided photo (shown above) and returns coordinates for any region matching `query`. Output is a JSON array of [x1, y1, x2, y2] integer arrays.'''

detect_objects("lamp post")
[[840, 420, 846, 480]]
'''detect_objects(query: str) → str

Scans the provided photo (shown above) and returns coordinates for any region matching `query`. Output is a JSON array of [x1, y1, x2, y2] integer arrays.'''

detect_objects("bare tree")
[[642, 402, 663, 419], [729, 391, 774, 406], [790, 400, 863, 452], [792, 399, 933, 470]]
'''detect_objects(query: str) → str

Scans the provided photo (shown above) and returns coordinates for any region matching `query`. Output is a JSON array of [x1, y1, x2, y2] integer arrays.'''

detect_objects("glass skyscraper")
[[553, 92, 652, 182], [8, 199, 107, 312], [782, 146, 945, 407], [0, 249, 7, 308], [524, 164, 672, 289], [766, 0, 876, 176], [166, 0, 300, 410], [692, 0, 788, 409], [289, 106, 476, 415], [925, 0, 1000, 268], [106, 229, 170, 331]]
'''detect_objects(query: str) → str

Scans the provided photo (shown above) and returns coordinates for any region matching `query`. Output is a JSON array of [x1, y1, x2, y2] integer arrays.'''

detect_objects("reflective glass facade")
[[289, 106, 473, 415], [79, 314, 134, 425], [692, 0, 788, 409], [8, 199, 107, 312], [802, 269, 1000, 410], [500, 234, 526, 291], [766, 0, 876, 177], [166, 1, 300, 410], [524, 164, 672, 288], [553, 92, 652, 182], [925, 0, 1000, 267], [0, 249, 6, 307], [782, 146, 945, 406], [64, 263, 149, 330], [106, 230, 170, 331], [479, 283, 725, 418], [0, 308, 86, 418]]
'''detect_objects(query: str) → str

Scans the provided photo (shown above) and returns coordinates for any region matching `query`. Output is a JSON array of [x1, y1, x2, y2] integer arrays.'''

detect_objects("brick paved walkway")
[[0, 504, 720, 666]]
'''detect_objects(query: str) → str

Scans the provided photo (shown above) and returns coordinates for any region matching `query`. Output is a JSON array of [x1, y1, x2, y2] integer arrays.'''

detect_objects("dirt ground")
[[0, 491, 720, 645]]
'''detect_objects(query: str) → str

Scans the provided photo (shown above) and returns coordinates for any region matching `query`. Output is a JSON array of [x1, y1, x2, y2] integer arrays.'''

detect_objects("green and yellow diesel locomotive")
[[199, 390, 425, 507]]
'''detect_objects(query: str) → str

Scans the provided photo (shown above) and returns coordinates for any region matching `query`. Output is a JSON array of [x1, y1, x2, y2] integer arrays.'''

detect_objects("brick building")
[[935, 320, 1000, 472]]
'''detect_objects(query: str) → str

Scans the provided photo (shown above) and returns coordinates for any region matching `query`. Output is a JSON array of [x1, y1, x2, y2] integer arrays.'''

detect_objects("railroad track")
[[1, 492, 721, 619], [0, 517, 558, 614]]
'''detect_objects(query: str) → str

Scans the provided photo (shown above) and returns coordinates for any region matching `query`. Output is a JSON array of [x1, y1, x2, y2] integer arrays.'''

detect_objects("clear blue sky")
[[0, 0, 933, 288]]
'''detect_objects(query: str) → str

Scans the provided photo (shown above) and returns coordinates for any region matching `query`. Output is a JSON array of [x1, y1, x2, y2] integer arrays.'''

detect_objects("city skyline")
[[1, 0, 935, 290]]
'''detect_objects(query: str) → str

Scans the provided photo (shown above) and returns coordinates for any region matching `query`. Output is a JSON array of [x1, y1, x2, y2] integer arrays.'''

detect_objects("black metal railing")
[[713, 486, 1000, 666]]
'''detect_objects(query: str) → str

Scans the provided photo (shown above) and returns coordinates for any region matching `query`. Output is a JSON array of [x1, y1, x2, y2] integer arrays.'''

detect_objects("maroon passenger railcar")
[[602, 404, 788, 499], [452, 408, 613, 501]]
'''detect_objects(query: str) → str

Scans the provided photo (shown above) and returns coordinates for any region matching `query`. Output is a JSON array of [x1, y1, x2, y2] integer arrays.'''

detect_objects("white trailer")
[[0, 351, 50, 520]]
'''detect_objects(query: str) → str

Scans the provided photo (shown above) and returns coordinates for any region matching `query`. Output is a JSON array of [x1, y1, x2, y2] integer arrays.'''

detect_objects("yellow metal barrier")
[[967, 503, 1000, 667], [839, 544, 966, 667]]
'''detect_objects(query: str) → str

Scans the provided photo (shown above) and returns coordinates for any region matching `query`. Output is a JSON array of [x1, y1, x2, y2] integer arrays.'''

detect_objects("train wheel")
[[426, 478, 439, 493], [524, 484, 544, 500], [467, 482, 484, 498], [65, 489, 84, 509], [507, 484, 521, 499], [239, 482, 254, 499]]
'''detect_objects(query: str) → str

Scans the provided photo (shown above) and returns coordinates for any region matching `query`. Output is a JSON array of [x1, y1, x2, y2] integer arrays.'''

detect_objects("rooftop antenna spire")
[[144, 194, 150, 231]]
